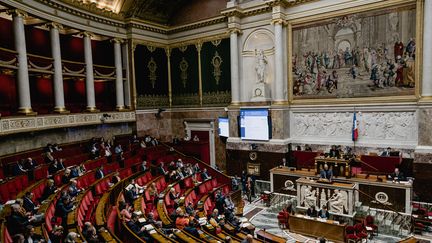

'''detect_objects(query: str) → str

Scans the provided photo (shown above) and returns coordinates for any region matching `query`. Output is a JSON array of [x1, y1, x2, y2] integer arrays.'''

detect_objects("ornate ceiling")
[[60, 0, 192, 25]]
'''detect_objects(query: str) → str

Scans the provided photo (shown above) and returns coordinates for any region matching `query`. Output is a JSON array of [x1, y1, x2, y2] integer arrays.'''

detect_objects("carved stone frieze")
[[291, 111, 417, 144], [0, 112, 136, 135]]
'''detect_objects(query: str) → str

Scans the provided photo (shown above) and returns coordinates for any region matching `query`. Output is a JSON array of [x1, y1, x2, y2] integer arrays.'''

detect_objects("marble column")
[[273, 20, 285, 102], [122, 42, 131, 108], [83, 32, 98, 112], [49, 23, 68, 113], [112, 38, 125, 110], [230, 29, 240, 104], [11, 10, 35, 114], [422, 0, 432, 97]]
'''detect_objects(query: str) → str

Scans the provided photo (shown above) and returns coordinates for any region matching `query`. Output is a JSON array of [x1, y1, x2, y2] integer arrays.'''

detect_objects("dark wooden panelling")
[[226, 149, 286, 180]]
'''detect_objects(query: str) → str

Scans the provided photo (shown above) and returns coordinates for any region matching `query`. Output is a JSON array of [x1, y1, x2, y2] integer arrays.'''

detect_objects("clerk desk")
[[288, 214, 346, 243]]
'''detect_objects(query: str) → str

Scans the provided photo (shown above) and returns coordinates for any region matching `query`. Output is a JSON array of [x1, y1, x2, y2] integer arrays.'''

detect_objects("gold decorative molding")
[[6, 9, 28, 18], [0, 111, 136, 136], [110, 38, 124, 44], [265, 0, 317, 8]]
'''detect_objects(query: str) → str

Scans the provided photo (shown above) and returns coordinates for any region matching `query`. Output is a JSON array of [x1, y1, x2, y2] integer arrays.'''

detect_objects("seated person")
[[61, 169, 72, 184], [23, 224, 44, 243], [175, 211, 189, 230], [124, 184, 139, 205], [169, 188, 180, 207], [201, 168, 211, 181], [111, 172, 121, 184], [304, 144, 312, 152], [319, 164, 333, 181], [328, 145, 340, 158], [119, 201, 133, 222], [48, 159, 64, 175], [184, 221, 200, 238], [68, 179, 81, 198], [318, 206, 330, 219], [388, 167, 406, 181], [185, 202, 195, 215], [126, 213, 153, 242], [40, 179, 57, 202], [381, 147, 392, 157], [281, 158, 288, 167], [23, 192, 40, 214], [306, 206, 318, 217], [95, 166, 104, 179]]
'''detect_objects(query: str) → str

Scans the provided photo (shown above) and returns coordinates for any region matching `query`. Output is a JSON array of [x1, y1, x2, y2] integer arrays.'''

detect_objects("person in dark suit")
[[40, 179, 57, 202], [126, 213, 153, 242], [157, 162, 168, 176], [201, 168, 211, 181], [306, 206, 318, 217], [318, 206, 330, 219], [381, 147, 392, 157], [184, 221, 200, 238], [55, 196, 74, 229], [388, 167, 406, 181], [319, 164, 333, 181], [7, 204, 36, 236], [12, 159, 28, 176], [95, 166, 104, 179], [23, 192, 39, 214], [329, 145, 340, 158], [48, 159, 63, 175], [304, 144, 312, 152]]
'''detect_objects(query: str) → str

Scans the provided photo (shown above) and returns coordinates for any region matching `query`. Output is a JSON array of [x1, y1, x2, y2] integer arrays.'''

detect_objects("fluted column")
[[273, 19, 286, 103], [422, 0, 432, 98], [10, 10, 35, 115], [229, 29, 241, 104], [48, 23, 68, 113], [112, 38, 125, 110], [83, 32, 98, 112], [122, 42, 131, 108]]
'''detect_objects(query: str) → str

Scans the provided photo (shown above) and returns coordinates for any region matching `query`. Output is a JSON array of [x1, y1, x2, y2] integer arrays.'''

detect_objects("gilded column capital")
[[227, 28, 242, 35], [110, 38, 124, 44], [45, 22, 63, 30], [271, 18, 287, 26], [81, 31, 94, 38], [6, 9, 28, 18]]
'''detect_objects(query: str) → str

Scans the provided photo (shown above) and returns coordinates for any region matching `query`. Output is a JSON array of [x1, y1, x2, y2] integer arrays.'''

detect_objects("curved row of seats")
[[0, 135, 150, 243]]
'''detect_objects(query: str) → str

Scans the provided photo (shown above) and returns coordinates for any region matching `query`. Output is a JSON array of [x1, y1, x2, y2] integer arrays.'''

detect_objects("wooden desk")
[[256, 229, 286, 243], [288, 215, 346, 243], [271, 167, 413, 213]]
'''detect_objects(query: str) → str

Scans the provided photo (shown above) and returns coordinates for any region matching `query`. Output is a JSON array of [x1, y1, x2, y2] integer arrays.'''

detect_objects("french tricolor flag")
[[352, 112, 358, 141]]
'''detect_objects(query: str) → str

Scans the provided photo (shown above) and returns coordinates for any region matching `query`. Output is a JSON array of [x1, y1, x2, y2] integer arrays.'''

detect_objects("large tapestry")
[[291, 4, 418, 100]]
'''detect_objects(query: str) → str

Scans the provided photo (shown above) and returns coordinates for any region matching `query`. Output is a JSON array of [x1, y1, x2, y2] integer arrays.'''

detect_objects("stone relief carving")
[[0, 112, 136, 135], [292, 111, 417, 142]]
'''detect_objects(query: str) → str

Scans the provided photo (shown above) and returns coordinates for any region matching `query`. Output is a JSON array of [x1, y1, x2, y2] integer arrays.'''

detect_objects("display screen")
[[218, 117, 229, 137], [239, 108, 271, 141]]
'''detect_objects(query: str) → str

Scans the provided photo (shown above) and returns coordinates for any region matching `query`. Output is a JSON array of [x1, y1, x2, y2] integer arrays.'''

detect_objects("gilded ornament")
[[147, 57, 158, 88], [211, 51, 223, 85], [179, 57, 189, 88]]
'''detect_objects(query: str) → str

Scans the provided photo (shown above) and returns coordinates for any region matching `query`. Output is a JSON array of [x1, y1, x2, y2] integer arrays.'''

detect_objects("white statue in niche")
[[255, 49, 267, 84]]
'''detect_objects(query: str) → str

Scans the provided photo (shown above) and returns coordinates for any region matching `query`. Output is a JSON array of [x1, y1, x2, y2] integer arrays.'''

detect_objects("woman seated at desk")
[[318, 206, 330, 219]]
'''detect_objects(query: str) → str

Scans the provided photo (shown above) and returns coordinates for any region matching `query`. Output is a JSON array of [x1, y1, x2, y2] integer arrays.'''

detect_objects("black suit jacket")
[[95, 169, 104, 179], [23, 197, 36, 214]]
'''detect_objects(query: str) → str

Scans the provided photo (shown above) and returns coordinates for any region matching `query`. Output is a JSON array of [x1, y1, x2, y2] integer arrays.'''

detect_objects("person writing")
[[319, 164, 333, 182], [388, 167, 406, 182]]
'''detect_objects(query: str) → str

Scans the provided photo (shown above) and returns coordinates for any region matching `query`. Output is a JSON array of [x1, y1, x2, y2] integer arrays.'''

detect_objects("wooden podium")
[[315, 156, 351, 177], [296, 178, 358, 217], [289, 214, 346, 243]]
